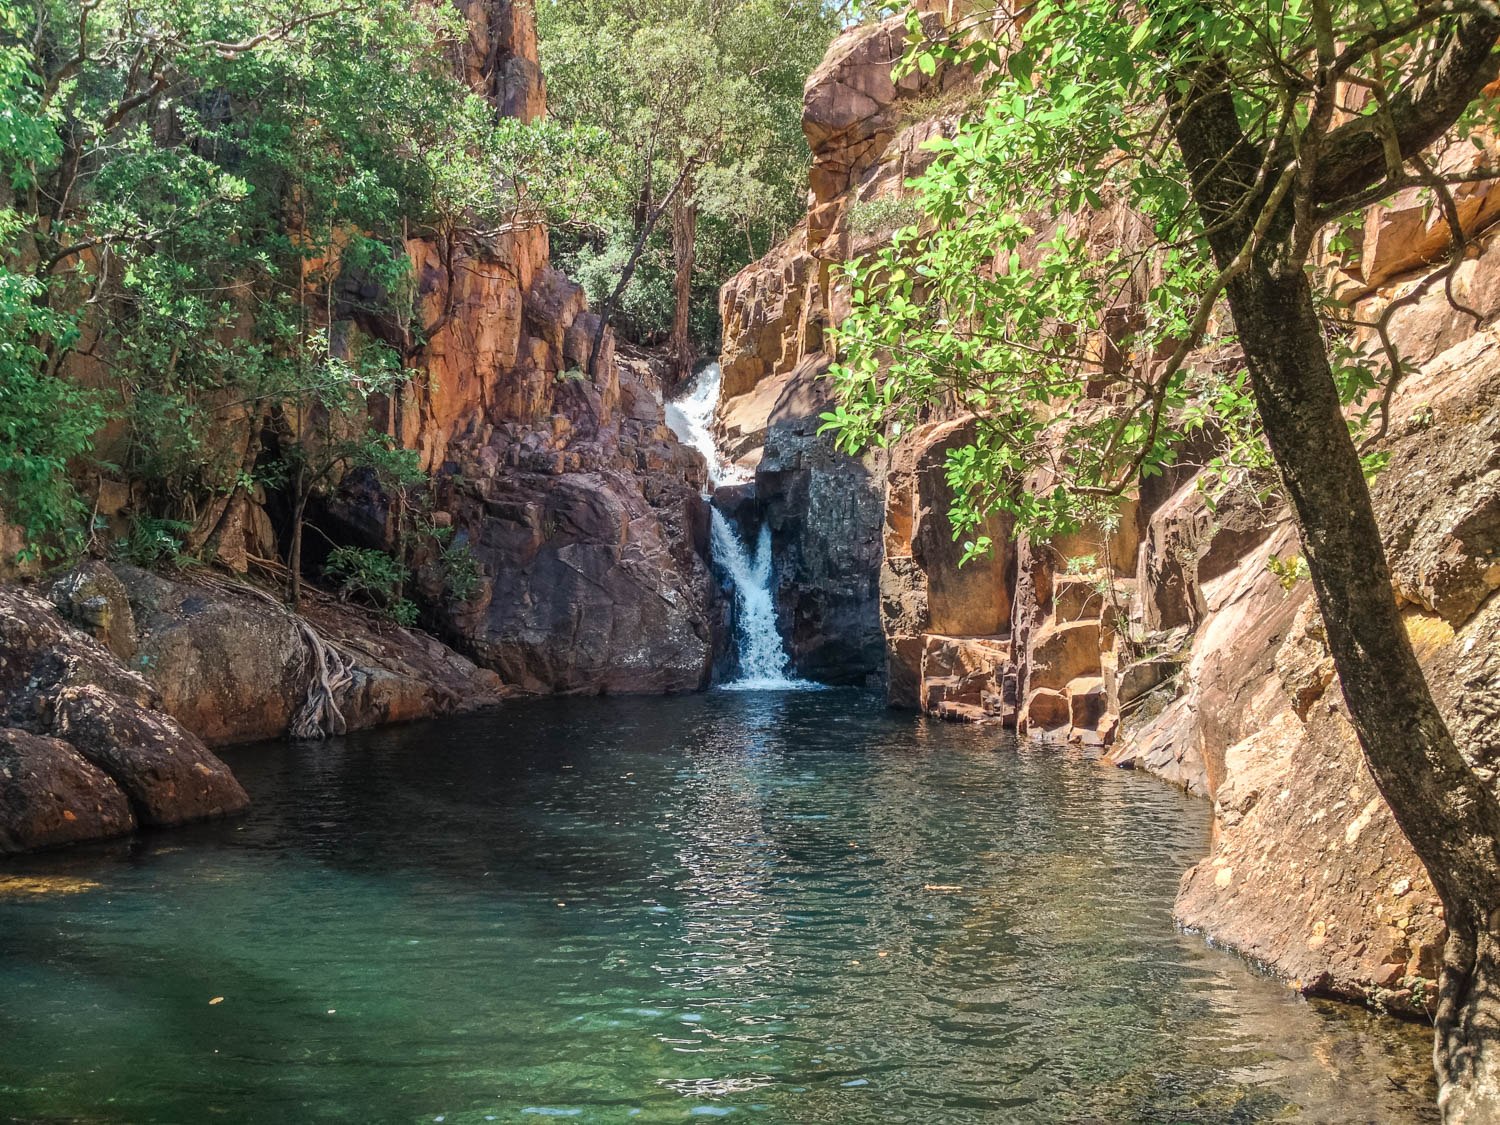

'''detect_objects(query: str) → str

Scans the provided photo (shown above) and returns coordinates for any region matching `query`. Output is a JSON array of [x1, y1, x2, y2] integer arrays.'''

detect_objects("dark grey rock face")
[[757, 416, 887, 686]]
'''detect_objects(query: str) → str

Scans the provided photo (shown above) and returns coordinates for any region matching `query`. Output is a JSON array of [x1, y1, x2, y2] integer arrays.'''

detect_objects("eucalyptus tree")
[[823, 3, 1500, 1117], [537, 0, 839, 382]]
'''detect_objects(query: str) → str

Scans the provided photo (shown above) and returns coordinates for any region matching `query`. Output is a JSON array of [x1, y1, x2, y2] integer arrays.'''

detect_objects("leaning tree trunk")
[[1221, 259, 1500, 1122], [1170, 59, 1500, 1123], [288, 481, 309, 613], [668, 192, 698, 391]]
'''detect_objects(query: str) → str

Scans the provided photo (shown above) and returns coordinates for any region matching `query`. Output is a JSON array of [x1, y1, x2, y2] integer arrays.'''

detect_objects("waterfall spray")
[[664, 364, 814, 691]]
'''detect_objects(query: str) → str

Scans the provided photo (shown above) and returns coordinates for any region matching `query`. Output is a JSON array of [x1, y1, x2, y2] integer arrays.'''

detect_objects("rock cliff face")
[[717, 12, 1500, 1014], [0, 0, 713, 853], [26, 0, 715, 704], [332, 1, 716, 695], [715, 12, 962, 684]]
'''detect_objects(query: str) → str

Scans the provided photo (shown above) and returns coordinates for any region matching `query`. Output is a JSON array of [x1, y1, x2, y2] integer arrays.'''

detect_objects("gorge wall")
[[0, 0, 716, 853], [19, 0, 716, 709], [715, 12, 1500, 1014]]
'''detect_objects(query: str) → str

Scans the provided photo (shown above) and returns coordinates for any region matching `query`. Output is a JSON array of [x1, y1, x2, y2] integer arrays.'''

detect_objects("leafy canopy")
[[823, 0, 1498, 557], [0, 0, 609, 560], [536, 0, 841, 342]]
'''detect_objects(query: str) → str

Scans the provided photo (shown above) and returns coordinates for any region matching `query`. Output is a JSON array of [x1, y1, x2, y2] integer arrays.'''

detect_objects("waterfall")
[[665, 364, 813, 691], [663, 363, 749, 491]]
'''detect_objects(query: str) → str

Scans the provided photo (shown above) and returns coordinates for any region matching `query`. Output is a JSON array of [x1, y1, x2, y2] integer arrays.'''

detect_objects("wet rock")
[[51, 685, 249, 827], [757, 412, 886, 685], [0, 728, 135, 854]]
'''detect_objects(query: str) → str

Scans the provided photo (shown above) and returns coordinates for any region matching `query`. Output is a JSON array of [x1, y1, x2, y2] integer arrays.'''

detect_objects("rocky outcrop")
[[756, 387, 887, 684], [0, 729, 136, 854], [713, 10, 966, 687], [51, 684, 248, 828], [1159, 311, 1500, 1015], [717, 9, 1500, 1019], [124, 0, 717, 698], [422, 348, 714, 694], [1, 552, 520, 853], [0, 584, 248, 853], [882, 417, 1013, 712], [104, 565, 505, 745], [365, 3, 715, 694]]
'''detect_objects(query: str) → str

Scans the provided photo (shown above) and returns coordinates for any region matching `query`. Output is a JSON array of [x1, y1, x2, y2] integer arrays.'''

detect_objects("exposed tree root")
[[195, 573, 355, 740], [1437, 921, 1500, 1123]]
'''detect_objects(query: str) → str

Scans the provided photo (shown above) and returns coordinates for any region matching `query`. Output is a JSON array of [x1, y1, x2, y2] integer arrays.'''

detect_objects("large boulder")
[[51, 684, 249, 827], [115, 566, 310, 745], [460, 467, 712, 694], [757, 408, 887, 685], [113, 565, 504, 744], [0, 728, 135, 854], [0, 585, 249, 851], [48, 560, 137, 660]]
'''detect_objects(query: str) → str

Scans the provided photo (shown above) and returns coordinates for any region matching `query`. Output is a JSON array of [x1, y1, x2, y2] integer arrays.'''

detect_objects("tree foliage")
[[537, 0, 841, 352], [825, 0, 1499, 553], [0, 0, 607, 564], [825, 3, 1500, 1114]]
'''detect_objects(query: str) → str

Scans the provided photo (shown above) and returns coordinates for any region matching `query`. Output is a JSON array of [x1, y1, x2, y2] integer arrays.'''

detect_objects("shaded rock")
[[116, 566, 309, 745], [0, 728, 135, 854], [1115, 655, 1179, 707], [114, 565, 505, 744], [757, 414, 886, 685], [49, 561, 137, 660], [0, 585, 156, 729], [51, 685, 249, 827], [462, 467, 711, 693]]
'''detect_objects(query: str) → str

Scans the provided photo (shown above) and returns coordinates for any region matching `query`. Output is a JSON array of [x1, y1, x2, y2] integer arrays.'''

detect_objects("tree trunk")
[[289, 483, 309, 612], [1224, 257, 1500, 1123], [1172, 67, 1500, 1123], [668, 190, 698, 391], [195, 414, 264, 565], [589, 158, 699, 377]]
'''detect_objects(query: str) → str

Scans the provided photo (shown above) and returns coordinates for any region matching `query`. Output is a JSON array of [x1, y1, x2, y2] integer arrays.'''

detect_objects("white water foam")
[[665, 364, 816, 692], [663, 362, 751, 493]]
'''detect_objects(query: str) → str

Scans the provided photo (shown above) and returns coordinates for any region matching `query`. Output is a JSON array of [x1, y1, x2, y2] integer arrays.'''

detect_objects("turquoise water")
[[0, 691, 1434, 1123]]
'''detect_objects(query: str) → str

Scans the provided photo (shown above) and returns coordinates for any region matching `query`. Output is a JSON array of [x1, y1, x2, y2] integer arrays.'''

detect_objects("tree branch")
[[1312, 11, 1500, 210]]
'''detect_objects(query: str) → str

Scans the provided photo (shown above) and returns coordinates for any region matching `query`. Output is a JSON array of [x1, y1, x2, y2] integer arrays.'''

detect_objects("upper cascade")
[[663, 363, 751, 494]]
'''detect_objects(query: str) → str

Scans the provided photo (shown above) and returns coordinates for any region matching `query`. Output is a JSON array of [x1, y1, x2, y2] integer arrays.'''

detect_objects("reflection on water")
[[0, 691, 1434, 1123]]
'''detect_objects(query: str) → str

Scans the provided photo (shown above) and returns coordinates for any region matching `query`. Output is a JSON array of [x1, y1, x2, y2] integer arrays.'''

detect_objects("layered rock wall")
[[717, 10, 1500, 1015]]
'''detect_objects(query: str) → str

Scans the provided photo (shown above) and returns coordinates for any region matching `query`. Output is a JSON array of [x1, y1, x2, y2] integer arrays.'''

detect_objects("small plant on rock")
[[323, 546, 410, 620]]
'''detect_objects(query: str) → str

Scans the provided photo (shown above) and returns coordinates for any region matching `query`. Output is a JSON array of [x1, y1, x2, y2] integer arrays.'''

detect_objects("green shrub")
[[388, 599, 420, 627], [439, 541, 484, 603], [324, 546, 408, 609], [115, 516, 193, 568]]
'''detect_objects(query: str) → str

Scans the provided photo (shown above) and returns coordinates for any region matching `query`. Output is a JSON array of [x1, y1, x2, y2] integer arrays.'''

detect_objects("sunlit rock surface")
[[715, 14, 1500, 1014]]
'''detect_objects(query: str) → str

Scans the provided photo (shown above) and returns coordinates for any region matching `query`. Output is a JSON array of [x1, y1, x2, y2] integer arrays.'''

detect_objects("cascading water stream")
[[709, 513, 799, 689], [664, 364, 812, 690], [663, 362, 749, 491]]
